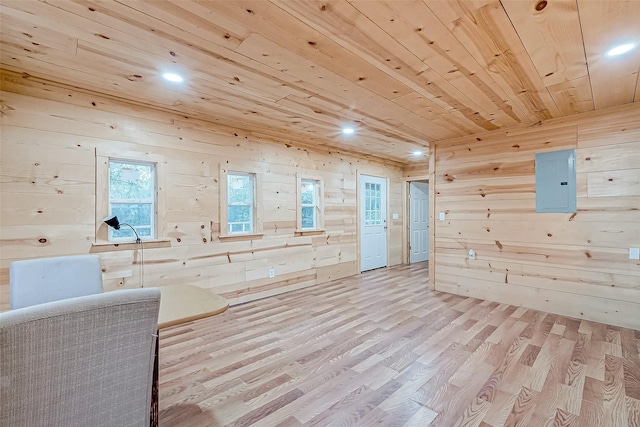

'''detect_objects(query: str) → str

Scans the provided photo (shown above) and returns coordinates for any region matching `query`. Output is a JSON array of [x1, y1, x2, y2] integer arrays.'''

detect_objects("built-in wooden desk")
[[158, 284, 229, 329], [151, 285, 229, 426]]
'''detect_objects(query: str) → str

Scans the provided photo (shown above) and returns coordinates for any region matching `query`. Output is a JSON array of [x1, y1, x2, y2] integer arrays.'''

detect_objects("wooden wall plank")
[[436, 253, 640, 292], [577, 141, 640, 173], [438, 195, 640, 224], [437, 218, 639, 248], [436, 124, 579, 166], [428, 145, 436, 289], [435, 239, 639, 278], [435, 275, 639, 330], [402, 162, 429, 179], [433, 102, 640, 329], [586, 170, 640, 198]]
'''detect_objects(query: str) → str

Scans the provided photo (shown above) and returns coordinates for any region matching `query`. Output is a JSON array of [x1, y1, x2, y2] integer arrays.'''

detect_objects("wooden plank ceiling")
[[1, 0, 639, 164]]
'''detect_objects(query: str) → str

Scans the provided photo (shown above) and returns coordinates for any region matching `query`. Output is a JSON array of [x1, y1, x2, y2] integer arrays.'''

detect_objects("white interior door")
[[409, 181, 429, 263], [360, 175, 387, 272]]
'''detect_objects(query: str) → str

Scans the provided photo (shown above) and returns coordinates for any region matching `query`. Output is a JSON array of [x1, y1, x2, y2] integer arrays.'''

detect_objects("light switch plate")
[[439, 212, 445, 221], [392, 213, 399, 220], [630, 248, 640, 260]]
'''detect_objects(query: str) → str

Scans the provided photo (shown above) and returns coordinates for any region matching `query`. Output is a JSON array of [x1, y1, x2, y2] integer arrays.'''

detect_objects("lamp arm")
[[120, 223, 141, 244], [121, 222, 144, 287]]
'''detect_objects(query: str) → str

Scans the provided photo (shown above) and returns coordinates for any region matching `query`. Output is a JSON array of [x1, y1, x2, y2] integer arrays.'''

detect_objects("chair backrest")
[[10, 254, 103, 309], [0, 288, 160, 427]]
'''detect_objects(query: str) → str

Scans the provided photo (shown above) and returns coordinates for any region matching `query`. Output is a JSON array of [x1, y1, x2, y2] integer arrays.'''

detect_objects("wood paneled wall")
[[0, 75, 404, 310], [402, 162, 430, 179], [432, 103, 640, 329]]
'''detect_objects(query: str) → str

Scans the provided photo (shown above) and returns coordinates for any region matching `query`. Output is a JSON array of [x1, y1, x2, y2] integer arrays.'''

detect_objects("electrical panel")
[[535, 149, 577, 213]]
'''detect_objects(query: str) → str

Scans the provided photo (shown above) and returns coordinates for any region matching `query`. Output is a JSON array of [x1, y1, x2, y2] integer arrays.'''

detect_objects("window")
[[108, 159, 156, 241], [296, 175, 324, 232], [364, 182, 382, 226], [95, 149, 166, 246], [300, 179, 319, 229], [219, 165, 262, 239], [227, 172, 255, 234]]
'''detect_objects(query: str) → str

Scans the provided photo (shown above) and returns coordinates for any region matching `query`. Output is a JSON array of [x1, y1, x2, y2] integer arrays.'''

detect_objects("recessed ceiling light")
[[607, 43, 635, 56], [412, 150, 423, 156], [342, 127, 355, 135], [163, 72, 184, 83]]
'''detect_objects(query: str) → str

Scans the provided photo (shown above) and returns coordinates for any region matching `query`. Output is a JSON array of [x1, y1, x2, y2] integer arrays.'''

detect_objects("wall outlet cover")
[[439, 212, 446, 221], [392, 213, 399, 220], [269, 268, 275, 278], [468, 249, 475, 260], [630, 248, 640, 260]]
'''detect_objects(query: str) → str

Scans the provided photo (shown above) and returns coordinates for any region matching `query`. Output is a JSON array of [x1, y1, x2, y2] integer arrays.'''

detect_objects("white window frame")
[[296, 174, 324, 233], [107, 159, 156, 241], [95, 149, 166, 244], [227, 172, 255, 235], [219, 165, 263, 239], [364, 181, 383, 226]]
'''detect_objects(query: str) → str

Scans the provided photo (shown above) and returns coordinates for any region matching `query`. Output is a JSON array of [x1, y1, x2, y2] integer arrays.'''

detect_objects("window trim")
[[95, 149, 167, 245], [296, 174, 324, 233], [219, 165, 263, 240]]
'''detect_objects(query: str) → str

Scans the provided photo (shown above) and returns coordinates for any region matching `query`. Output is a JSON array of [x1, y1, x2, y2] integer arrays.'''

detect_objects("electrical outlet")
[[439, 212, 446, 221], [269, 268, 275, 278], [630, 248, 640, 260], [468, 249, 476, 260]]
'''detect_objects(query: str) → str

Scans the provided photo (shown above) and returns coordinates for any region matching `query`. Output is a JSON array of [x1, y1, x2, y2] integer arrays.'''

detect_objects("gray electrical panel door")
[[535, 149, 576, 213]]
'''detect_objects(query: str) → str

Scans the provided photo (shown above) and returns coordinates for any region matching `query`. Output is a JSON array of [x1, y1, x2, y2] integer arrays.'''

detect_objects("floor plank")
[[159, 262, 640, 426]]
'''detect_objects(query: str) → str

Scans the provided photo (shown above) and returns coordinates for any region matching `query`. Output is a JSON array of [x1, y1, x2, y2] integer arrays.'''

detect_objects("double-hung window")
[[108, 159, 156, 241], [300, 179, 319, 230], [227, 172, 255, 234], [297, 175, 324, 232], [219, 165, 262, 239], [95, 149, 166, 247]]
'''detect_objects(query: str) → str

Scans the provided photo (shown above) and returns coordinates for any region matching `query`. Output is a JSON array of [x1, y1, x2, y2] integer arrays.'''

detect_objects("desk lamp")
[[103, 215, 141, 244]]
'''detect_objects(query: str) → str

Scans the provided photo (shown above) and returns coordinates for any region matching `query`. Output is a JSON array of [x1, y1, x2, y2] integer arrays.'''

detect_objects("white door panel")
[[360, 175, 387, 272], [409, 182, 429, 263]]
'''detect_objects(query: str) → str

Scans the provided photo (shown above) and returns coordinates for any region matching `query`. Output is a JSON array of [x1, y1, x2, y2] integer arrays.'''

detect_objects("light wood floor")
[[158, 262, 640, 426]]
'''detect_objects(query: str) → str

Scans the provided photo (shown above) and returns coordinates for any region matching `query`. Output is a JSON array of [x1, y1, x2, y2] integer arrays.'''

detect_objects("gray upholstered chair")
[[10, 254, 104, 309], [0, 288, 160, 427]]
